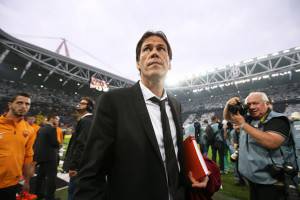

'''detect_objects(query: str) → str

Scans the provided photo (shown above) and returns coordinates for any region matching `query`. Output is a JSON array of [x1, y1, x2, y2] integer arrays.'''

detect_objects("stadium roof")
[[168, 45, 300, 90], [0, 28, 134, 95]]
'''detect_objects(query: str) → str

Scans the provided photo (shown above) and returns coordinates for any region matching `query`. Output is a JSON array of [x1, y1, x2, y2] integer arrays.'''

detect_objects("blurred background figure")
[[34, 114, 60, 200]]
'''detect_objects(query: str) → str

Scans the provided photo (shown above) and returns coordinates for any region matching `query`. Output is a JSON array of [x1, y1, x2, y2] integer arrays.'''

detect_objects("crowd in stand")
[[0, 79, 80, 116], [180, 82, 300, 113]]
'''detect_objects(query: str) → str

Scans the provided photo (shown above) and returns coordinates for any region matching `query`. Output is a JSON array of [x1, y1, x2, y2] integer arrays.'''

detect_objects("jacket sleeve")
[[24, 125, 35, 164], [74, 93, 116, 200], [69, 117, 93, 170]]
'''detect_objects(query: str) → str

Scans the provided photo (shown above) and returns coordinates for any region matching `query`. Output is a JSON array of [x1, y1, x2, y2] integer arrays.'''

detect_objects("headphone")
[[80, 97, 94, 113], [86, 99, 94, 113]]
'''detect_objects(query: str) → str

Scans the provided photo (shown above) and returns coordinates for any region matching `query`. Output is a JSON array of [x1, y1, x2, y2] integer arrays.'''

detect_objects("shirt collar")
[[81, 113, 92, 119], [139, 80, 167, 102]]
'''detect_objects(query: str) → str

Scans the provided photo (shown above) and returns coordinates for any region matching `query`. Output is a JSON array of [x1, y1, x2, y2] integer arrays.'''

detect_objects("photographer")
[[224, 92, 299, 200]]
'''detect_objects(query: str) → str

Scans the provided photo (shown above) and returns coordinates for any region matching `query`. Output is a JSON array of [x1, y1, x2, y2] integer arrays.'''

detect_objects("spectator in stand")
[[63, 97, 94, 200], [0, 93, 35, 200], [34, 114, 60, 200]]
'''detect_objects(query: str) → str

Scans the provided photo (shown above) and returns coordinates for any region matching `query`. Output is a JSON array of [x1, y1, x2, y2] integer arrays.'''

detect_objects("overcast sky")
[[1, 0, 300, 85]]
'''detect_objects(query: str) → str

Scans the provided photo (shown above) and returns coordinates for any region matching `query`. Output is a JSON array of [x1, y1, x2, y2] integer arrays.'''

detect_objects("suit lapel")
[[131, 83, 164, 166]]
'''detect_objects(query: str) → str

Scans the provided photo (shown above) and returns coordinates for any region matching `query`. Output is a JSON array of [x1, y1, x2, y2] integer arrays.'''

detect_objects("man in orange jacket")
[[0, 93, 35, 200]]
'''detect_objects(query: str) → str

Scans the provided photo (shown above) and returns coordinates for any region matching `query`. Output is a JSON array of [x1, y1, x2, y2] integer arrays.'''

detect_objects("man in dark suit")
[[63, 97, 94, 200], [74, 31, 209, 200], [34, 114, 60, 200]]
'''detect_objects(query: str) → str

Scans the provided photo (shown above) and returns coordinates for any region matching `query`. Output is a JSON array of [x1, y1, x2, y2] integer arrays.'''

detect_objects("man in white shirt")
[[74, 31, 209, 200]]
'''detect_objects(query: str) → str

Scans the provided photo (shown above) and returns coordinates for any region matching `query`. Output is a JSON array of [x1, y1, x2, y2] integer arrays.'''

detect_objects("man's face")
[[76, 100, 88, 113], [8, 96, 31, 117], [50, 116, 60, 127], [136, 36, 171, 82], [246, 94, 269, 119], [27, 116, 36, 125]]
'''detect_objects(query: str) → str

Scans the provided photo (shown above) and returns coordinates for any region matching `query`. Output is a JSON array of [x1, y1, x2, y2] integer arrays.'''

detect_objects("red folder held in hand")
[[183, 136, 209, 180]]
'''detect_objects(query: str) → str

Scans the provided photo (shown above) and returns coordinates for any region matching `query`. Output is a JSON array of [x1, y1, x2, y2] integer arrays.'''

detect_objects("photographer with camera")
[[224, 92, 299, 200]]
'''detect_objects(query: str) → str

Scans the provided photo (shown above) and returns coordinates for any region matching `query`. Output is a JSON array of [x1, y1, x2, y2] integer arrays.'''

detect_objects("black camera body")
[[269, 162, 297, 179], [227, 99, 248, 116], [267, 162, 300, 199]]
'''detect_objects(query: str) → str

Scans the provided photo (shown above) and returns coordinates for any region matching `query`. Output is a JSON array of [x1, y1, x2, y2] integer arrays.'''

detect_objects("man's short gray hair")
[[245, 92, 269, 104]]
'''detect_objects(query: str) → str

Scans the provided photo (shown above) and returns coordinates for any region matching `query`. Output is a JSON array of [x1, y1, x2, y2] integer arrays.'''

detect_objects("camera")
[[227, 99, 248, 116], [267, 163, 300, 199], [269, 162, 297, 179], [230, 150, 239, 162]]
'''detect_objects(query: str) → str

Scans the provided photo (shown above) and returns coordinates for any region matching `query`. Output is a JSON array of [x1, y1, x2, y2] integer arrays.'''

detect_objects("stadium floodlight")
[[38, 73, 42, 77], [13, 67, 18, 70], [77, 83, 80, 86], [40, 85, 44, 88], [243, 59, 253, 63], [272, 52, 279, 56], [283, 49, 290, 53], [257, 55, 268, 60], [262, 75, 270, 79], [75, 92, 78, 95], [59, 78, 63, 82], [166, 71, 184, 87], [295, 69, 300, 72], [271, 73, 279, 77]]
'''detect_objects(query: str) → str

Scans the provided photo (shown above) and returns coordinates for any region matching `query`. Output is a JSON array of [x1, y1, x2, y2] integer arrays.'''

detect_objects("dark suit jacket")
[[74, 82, 187, 200], [63, 114, 93, 171], [34, 124, 59, 162]]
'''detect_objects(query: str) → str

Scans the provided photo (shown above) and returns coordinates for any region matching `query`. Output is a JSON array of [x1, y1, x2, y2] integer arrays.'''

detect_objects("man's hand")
[[22, 180, 30, 192], [230, 112, 246, 127], [223, 97, 240, 121], [188, 171, 210, 188], [69, 170, 78, 177]]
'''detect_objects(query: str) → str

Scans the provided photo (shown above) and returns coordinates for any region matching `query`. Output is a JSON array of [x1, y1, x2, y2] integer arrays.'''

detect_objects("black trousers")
[[0, 184, 19, 200], [35, 160, 57, 200], [248, 180, 285, 200], [211, 141, 225, 171]]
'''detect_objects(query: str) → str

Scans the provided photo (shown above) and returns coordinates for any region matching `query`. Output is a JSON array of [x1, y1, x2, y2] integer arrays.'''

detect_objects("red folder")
[[183, 136, 209, 180]]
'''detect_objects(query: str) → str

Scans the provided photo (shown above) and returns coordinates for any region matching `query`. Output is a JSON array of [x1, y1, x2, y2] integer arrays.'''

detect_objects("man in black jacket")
[[34, 114, 60, 200], [63, 97, 94, 200], [74, 31, 210, 200]]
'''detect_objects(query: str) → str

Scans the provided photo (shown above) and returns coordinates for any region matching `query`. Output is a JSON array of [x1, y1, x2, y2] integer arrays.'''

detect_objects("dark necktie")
[[150, 97, 179, 196]]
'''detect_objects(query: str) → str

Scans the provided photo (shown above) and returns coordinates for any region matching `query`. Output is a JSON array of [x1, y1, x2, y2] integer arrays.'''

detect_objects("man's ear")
[[136, 63, 141, 73]]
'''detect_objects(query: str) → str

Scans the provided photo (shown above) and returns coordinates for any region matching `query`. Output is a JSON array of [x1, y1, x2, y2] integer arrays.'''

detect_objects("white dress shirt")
[[139, 81, 179, 168]]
